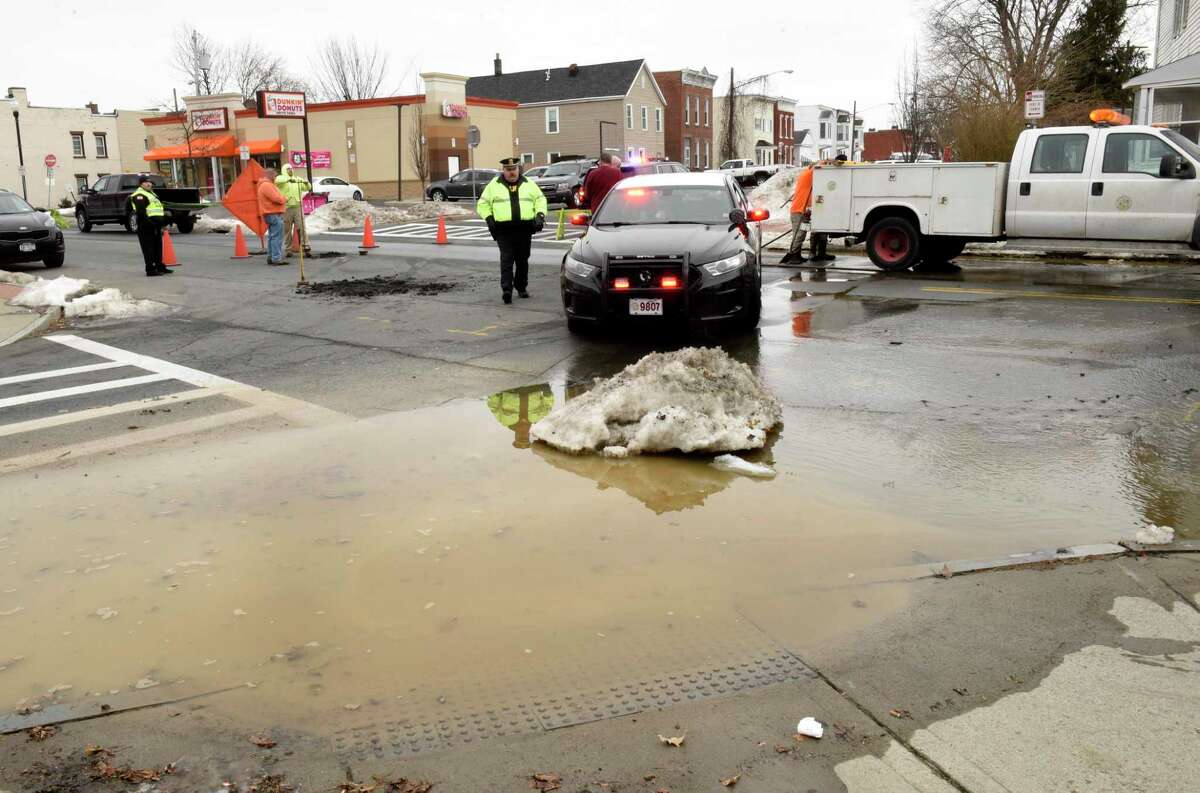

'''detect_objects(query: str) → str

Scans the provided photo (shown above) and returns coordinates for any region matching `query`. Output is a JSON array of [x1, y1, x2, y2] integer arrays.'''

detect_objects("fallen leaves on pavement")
[[250, 735, 278, 748], [643, 774, 656, 782], [529, 772, 561, 791], [889, 708, 912, 720], [248, 774, 294, 793], [774, 744, 791, 754], [657, 734, 685, 747], [84, 744, 114, 757], [720, 774, 741, 787], [27, 724, 57, 742]]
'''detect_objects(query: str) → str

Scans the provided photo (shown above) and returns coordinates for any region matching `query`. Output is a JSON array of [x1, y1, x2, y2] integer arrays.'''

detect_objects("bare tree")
[[224, 40, 308, 102], [408, 110, 429, 198], [171, 25, 227, 95], [310, 36, 392, 101], [894, 50, 937, 162]]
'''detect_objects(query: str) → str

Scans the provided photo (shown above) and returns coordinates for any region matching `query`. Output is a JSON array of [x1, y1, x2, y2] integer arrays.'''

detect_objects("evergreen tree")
[[1056, 0, 1147, 107]]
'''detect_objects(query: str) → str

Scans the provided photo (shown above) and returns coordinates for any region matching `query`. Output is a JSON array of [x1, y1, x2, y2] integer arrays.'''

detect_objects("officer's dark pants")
[[136, 221, 163, 273], [495, 224, 532, 295]]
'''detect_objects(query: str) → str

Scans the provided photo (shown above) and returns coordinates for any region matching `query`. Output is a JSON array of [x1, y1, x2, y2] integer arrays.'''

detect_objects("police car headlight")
[[702, 252, 745, 276], [565, 254, 597, 278]]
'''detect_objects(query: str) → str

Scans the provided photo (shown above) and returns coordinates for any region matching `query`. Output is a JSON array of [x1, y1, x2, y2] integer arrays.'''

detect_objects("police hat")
[[499, 157, 521, 168], [138, 174, 154, 183]]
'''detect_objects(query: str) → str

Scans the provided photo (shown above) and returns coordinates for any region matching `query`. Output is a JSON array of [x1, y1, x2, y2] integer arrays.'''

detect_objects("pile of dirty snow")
[[193, 214, 253, 235], [0, 270, 39, 287], [748, 168, 799, 212], [1134, 524, 1175, 545], [531, 347, 782, 456], [306, 199, 473, 233], [11, 275, 166, 319]]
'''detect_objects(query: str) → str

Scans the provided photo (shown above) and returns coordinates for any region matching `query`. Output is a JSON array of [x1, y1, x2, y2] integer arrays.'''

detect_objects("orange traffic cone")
[[231, 225, 250, 259], [162, 230, 179, 267], [358, 215, 378, 254], [291, 226, 301, 255], [435, 215, 449, 245]]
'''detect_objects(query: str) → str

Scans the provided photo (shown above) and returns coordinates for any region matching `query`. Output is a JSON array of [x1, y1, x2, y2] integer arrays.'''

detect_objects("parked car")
[[621, 160, 689, 177], [311, 176, 365, 201], [813, 112, 1200, 271], [523, 166, 548, 180], [74, 174, 205, 234], [559, 172, 766, 335], [426, 169, 499, 202], [0, 189, 65, 269], [712, 158, 784, 187], [529, 159, 597, 208]]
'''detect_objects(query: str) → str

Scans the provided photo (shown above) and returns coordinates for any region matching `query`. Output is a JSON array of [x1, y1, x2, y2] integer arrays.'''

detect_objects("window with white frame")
[[94, 132, 108, 158], [693, 97, 700, 126], [545, 106, 559, 134], [685, 97, 690, 126], [704, 140, 710, 168], [655, 107, 662, 132], [1175, 0, 1191, 36], [694, 138, 700, 168], [547, 151, 560, 163], [684, 137, 692, 166], [521, 152, 534, 164], [625, 104, 633, 128], [641, 106, 648, 130], [71, 132, 85, 158], [704, 98, 710, 126], [819, 122, 829, 139]]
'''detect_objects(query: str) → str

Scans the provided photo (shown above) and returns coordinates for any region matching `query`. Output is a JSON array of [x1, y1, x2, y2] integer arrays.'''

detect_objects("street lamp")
[[6, 94, 27, 201], [598, 120, 618, 158], [733, 69, 794, 91]]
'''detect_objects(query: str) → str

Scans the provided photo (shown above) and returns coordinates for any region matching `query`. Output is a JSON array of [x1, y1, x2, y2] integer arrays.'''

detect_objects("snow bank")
[[306, 199, 473, 233], [712, 454, 775, 478], [748, 169, 799, 212], [193, 214, 252, 235], [1134, 524, 1175, 545], [11, 276, 166, 319], [0, 270, 39, 287], [531, 347, 782, 456]]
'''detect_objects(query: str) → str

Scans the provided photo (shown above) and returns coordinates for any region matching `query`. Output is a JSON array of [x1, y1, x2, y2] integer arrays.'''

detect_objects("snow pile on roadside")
[[11, 276, 166, 319], [1134, 524, 1175, 545], [531, 347, 782, 456], [748, 169, 799, 212], [306, 199, 474, 233], [0, 270, 39, 287], [193, 214, 253, 234], [712, 453, 775, 478]]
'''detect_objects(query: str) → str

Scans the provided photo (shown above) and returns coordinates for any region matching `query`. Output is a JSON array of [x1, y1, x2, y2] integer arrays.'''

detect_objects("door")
[[1006, 130, 1096, 238], [447, 156, 460, 180], [1085, 130, 1200, 241], [89, 176, 113, 218]]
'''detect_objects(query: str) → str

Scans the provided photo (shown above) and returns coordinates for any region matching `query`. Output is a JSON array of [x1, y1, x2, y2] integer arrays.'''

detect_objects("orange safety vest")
[[790, 166, 815, 214]]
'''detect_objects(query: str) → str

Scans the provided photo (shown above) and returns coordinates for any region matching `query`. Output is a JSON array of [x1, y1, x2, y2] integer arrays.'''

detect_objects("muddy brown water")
[[0, 376, 1190, 732]]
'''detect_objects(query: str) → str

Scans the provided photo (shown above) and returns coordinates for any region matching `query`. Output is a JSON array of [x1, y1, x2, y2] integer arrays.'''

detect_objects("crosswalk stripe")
[[0, 373, 172, 410], [0, 388, 217, 438], [0, 361, 126, 387], [45, 335, 240, 388]]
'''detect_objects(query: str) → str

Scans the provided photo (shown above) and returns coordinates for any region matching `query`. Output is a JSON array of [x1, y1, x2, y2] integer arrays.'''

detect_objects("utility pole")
[[850, 100, 857, 160]]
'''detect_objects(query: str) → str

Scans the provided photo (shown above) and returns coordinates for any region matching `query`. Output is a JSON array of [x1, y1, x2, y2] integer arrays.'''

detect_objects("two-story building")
[[1126, 0, 1200, 141], [467, 57, 666, 166], [794, 105, 864, 162], [653, 67, 718, 170], [713, 92, 786, 165], [1, 87, 157, 207]]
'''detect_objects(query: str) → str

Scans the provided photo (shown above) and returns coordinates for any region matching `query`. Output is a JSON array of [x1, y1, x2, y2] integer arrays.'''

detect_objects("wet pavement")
[[2, 236, 1200, 788]]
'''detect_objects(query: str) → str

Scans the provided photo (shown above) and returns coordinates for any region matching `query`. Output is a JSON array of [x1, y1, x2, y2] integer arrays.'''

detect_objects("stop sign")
[[44, 154, 57, 168]]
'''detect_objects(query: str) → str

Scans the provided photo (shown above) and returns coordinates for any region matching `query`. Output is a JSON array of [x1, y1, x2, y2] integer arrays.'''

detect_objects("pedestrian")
[[581, 152, 623, 212], [275, 163, 311, 257], [779, 163, 815, 265], [477, 157, 547, 304], [257, 168, 287, 266], [128, 175, 171, 277]]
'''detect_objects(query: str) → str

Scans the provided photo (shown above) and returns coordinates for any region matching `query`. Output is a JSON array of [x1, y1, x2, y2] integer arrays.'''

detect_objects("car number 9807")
[[629, 299, 663, 316]]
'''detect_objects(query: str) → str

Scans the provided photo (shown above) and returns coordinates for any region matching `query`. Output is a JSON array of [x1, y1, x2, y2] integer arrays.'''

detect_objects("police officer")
[[477, 157, 547, 303], [128, 175, 171, 277]]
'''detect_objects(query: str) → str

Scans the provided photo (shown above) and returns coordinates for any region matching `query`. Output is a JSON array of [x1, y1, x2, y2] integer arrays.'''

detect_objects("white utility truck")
[[811, 112, 1200, 270]]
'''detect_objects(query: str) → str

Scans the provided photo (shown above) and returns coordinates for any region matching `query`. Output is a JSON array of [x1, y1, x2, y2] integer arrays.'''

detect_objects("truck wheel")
[[175, 216, 195, 234], [76, 209, 92, 232], [124, 210, 138, 233], [754, 172, 769, 186], [866, 216, 922, 272]]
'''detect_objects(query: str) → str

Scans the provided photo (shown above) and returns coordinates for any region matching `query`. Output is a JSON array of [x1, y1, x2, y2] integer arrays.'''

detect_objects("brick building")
[[863, 128, 907, 161], [775, 98, 796, 165], [653, 67, 717, 170]]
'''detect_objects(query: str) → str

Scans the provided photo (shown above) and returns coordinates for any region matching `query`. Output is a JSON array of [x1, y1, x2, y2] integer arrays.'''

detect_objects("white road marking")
[[0, 373, 171, 409], [45, 335, 241, 388], [0, 361, 125, 387], [0, 388, 217, 438]]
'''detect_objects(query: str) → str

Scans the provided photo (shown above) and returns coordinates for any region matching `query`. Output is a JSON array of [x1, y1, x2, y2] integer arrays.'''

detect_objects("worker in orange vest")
[[780, 164, 815, 264]]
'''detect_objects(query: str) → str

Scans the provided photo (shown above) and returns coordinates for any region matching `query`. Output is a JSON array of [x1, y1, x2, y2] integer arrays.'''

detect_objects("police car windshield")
[[593, 186, 733, 225], [0, 194, 34, 214]]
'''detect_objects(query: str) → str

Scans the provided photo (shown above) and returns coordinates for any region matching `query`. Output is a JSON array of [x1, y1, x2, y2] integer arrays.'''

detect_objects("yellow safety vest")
[[477, 177, 547, 223], [129, 187, 164, 217], [275, 173, 310, 207]]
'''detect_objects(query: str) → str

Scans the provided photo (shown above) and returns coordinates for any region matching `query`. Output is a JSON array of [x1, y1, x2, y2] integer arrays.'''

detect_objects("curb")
[[0, 306, 63, 348]]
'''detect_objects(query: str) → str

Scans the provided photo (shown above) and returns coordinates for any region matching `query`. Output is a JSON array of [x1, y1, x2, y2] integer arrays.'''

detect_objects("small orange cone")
[[231, 225, 250, 259], [358, 215, 378, 254], [162, 230, 179, 267], [435, 215, 449, 245], [291, 225, 301, 254]]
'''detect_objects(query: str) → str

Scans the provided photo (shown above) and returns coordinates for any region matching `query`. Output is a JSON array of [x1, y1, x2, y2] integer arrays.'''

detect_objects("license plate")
[[19, 241, 35, 252], [630, 299, 663, 316]]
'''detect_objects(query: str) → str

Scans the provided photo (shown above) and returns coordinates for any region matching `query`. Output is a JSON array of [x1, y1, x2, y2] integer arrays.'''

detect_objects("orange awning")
[[246, 138, 281, 155], [144, 135, 237, 161]]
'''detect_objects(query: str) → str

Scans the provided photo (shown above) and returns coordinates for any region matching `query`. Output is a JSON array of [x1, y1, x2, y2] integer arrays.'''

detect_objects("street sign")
[[467, 125, 481, 148], [239, 145, 250, 161], [1024, 90, 1045, 120], [44, 154, 57, 168]]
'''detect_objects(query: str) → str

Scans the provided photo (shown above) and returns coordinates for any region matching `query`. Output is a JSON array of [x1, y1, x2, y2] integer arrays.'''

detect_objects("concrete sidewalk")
[[0, 282, 58, 347]]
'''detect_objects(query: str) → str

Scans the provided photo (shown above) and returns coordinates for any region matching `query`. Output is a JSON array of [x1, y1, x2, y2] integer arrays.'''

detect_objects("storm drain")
[[330, 650, 813, 761]]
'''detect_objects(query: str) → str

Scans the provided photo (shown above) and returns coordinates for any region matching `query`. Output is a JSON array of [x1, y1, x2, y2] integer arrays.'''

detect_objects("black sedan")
[[529, 159, 596, 208], [0, 189, 64, 269], [425, 169, 499, 202], [559, 172, 766, 335]]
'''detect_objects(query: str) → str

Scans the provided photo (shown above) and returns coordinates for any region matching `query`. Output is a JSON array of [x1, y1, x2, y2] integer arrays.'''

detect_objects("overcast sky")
[[3, 0, 1157, 131]]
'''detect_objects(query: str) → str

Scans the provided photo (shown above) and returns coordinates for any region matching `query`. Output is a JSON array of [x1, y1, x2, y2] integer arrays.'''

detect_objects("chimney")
[[568, 64, 579, 77], [494, 53, 502, 76], [86, 102, 99, 114], [6, 87, 28, 107]]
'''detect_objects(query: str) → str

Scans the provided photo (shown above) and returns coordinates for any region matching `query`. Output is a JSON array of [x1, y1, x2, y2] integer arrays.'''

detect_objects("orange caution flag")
[[222, 159, 267, 242]]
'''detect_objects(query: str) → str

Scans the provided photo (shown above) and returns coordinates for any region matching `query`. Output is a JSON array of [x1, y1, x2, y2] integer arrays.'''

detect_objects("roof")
[[1125, 51, 1200, 89], [467, 59, 664, 106], [615, 172, 730, 188]]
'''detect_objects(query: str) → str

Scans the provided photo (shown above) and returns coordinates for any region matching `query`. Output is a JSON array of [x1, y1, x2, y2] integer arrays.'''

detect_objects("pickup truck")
[[74, 173, 206, 234], [713, 158, 786, 187], [812, 117, 1200, 270]]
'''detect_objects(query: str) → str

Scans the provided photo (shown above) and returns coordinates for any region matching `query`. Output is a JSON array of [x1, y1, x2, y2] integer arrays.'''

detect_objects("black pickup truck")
[[74, 174, 206, 234]]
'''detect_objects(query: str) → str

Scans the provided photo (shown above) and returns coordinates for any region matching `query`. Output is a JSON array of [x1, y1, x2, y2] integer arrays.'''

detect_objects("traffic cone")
[[162, 230, 179, 267], [435, 215, 448, 245], [231, 225, 250, 259], [291, 226, 301, 255], [358, 215, 378, 254]]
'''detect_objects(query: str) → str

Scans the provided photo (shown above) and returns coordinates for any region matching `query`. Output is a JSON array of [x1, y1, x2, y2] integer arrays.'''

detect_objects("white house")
[[793, 105, 864, 162], [1125, 0, 1200, 140]]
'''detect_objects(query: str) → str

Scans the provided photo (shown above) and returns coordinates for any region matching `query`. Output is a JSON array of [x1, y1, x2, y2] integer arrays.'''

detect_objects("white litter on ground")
[[1134, 524, 1175, 545], [12, 275, 166, 319], [797, 717, 824, 739], [712, 454, 776, 478], [193, 214, 252, 234], [305, 199, 473, 233], [531, 347, 782, 455]]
